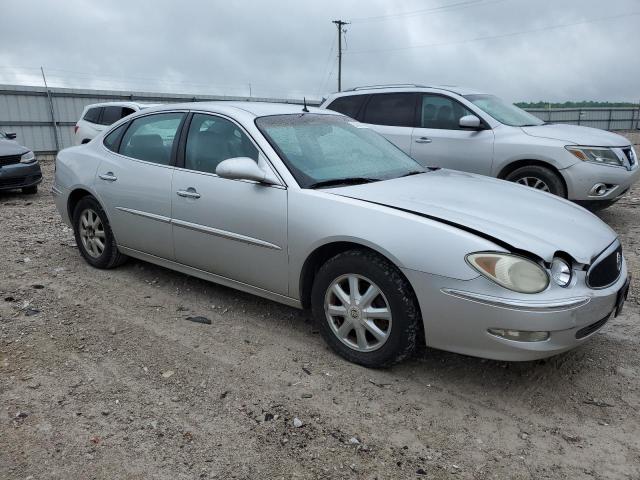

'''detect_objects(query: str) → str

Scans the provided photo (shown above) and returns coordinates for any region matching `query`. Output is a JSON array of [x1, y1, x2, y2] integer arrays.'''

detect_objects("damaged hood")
[[521, 124, 631, 147], [329, 170, 617, 264]]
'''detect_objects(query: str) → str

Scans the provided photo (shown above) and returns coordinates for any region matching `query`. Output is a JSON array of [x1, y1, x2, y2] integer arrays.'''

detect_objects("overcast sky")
[[1, 0, 639, 102]]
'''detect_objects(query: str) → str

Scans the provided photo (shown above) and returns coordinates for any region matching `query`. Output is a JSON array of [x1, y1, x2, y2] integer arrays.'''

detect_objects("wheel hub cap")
[[324, 274, 392, 353], [79, 208, 106, 259]]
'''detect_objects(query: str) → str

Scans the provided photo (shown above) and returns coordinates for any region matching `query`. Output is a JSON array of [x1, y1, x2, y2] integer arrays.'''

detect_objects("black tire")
[[311, 249, 421, 368], [22, 185, 38, 194], [72, 196, 127, 269], [504, 165, 567, 198]]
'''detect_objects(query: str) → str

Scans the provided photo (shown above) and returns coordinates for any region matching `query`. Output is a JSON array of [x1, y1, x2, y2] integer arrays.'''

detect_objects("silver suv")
[[321, 85, 639, 209]]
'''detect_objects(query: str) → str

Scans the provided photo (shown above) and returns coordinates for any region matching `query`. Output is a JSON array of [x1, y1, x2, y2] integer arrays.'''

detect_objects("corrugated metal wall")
[[523, 108, 640, 131], [1, 84, 638, 153], [0, 84, 319, 153]]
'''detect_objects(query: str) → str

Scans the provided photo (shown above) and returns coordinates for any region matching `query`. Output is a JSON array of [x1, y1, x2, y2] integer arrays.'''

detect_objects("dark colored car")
[[0, 131, 42, 194]]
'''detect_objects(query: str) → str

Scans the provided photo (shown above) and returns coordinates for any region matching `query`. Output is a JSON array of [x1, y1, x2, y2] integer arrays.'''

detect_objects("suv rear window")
[[83, 107, 102, 124], [361, 93, 417, 127], [101, 106, 135, 125], [326, 95, 367, 119]]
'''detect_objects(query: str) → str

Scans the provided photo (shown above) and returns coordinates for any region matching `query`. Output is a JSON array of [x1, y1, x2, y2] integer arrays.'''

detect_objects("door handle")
[[415, 137, 432, 144], [176, 188, 201, 199], [99, 172, 117, 181]]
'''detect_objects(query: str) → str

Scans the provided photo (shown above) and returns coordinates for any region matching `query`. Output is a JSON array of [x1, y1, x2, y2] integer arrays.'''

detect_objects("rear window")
[[83, 107, 102, 124], [101, 106, 134, 125], [361, 93, 417, 127], [326, 95, 367, 119]]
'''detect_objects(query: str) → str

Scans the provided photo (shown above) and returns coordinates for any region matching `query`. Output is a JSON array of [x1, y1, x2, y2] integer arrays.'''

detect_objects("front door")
[[95, 112, 186, 260], [411, 94, 494, 174], [171, 113, 289, 295]]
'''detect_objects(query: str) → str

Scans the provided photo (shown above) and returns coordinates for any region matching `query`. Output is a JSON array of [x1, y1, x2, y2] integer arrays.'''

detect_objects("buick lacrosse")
[[53, 102, 630, 367]]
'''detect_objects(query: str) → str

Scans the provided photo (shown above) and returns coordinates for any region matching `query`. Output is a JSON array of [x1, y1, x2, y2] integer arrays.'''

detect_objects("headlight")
[[467, 252, 549, 294], [20, 151, 36, 164], [565, 146, 623, 166], [550, 257, 572, 287]]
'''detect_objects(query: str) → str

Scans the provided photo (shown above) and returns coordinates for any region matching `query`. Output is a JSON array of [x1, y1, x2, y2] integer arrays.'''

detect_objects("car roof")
[[328, 84, 488, 98], [143, 101, 337, 118], [83, 101, 161, 110]]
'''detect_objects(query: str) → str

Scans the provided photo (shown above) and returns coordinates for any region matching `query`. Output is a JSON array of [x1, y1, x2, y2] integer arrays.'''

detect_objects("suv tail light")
[[74, 125, 79, 134]]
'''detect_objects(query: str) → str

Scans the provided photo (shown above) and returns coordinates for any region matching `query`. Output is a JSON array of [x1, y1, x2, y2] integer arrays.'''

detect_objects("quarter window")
[[420, 95, 474, 130], [119, 113, 185, 165], [103, 122, 128, 152], [184, 114, 258, 175], [362, 93, 417, 127], [326, 95, 367, 119]]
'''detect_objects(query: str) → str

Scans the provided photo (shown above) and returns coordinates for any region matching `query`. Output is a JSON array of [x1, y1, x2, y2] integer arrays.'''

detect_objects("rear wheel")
[[311, 249, 421, 368], [72, 196, 127, 269], [505, 165, 566, 198]]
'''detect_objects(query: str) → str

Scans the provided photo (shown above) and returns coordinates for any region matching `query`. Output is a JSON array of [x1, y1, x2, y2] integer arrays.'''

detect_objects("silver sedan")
[[53, 102, 631, 367]]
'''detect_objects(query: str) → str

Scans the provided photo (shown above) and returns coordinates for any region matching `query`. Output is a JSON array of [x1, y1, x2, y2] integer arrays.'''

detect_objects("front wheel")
[[22, 185, 38, 194], [72, 196, 127, 269], [311, 249, 421, 368], [505, 165, 567, 198]]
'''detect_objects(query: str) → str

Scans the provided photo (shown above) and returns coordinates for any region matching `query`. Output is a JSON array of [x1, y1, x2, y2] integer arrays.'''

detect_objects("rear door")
[[94, 111, 186, 260], [171, 113, 289, 295], [358, 93, 418, 155], [411, 93, 494, 174]]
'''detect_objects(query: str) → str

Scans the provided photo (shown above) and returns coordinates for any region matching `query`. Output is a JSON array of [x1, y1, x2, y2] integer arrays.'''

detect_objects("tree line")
[[516, 101, 639, 109]]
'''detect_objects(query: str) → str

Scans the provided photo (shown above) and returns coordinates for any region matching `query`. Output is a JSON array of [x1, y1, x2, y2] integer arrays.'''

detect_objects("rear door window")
[[119, 113, 185, 165], [326, 95, 367, 119], [101, 106, 126, 125], [420, 94, 475, 130], [83, 107, 102, 124], [361, 93, 417, 127]]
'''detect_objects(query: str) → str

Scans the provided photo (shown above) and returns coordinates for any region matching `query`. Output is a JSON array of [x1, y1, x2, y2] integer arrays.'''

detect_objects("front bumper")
[[561, 160, 640, 202], [403, 262, 629, 361], [0, 161, 42, 191]]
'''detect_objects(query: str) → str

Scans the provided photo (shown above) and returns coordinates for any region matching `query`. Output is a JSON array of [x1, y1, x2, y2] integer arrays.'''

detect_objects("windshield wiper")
[[399, 170, 425, 178], [307, 177, 380, 189]]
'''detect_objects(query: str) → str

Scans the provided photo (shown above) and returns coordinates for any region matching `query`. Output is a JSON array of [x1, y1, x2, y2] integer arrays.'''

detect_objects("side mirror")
[[459, 115, 482, 130], [216, 157, 278, 185], [5, 132, 17, 140]]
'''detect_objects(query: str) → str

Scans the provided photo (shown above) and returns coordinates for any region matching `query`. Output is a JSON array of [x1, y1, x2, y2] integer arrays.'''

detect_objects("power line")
[[347, 11, 640, 55], [350, 0, 505, 23], [316, 35, 337, 97]]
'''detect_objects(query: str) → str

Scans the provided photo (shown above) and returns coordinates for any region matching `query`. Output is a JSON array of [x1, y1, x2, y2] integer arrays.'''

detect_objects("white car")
[[74, 102, 159, 145], [321, 85, 639, 209]]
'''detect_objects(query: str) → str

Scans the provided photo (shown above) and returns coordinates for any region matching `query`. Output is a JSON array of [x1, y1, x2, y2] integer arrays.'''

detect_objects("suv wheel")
[[311, 249, 421, 368], [505, 165, 567, 197], [72, 196, 127, 269]]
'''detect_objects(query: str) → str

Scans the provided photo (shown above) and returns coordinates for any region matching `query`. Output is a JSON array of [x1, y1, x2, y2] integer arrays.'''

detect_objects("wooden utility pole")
[[332, 20, 349, 92]]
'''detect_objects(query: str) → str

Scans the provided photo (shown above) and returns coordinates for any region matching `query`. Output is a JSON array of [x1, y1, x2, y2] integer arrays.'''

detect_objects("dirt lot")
[[2, 152, 640, 479]]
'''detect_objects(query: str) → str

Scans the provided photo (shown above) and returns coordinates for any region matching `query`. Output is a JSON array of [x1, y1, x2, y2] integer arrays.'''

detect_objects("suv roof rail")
[[345, 84, 431, 92]]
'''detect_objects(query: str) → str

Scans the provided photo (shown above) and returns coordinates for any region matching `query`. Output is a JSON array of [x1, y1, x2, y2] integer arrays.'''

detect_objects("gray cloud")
[[0, 0, 638, 102]]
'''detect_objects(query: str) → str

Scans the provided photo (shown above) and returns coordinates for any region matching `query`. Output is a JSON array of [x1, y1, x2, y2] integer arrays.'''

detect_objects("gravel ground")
[[1, 153, 640, 479]]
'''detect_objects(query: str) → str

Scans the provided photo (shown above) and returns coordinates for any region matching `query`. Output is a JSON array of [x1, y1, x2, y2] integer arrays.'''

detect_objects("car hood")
[[329, 170, 617, 265], [0, 138, 29, 156], [521, 124, 630, 147]]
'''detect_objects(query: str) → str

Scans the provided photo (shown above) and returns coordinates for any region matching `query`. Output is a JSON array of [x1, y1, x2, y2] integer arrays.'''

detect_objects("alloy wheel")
[[324, 274, 392, 352], [516, 176, 550, 192], [79, 208, 106, 258]]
